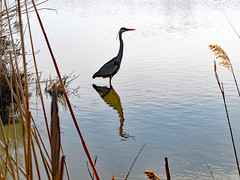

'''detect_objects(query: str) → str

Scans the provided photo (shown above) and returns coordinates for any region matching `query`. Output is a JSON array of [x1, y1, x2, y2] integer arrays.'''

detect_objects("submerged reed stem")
[[124, 144, 145, 180], [199, 154, 215, 180]]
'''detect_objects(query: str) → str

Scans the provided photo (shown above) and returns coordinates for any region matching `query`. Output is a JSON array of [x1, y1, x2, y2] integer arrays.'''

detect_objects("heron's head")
[[119, 27, 136, 34]]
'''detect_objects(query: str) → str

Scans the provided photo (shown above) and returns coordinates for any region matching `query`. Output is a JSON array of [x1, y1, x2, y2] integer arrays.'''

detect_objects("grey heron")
[[92, 27, 135, 84]]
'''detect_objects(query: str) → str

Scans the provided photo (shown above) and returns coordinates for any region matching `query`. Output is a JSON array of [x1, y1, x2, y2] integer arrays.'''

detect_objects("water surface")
[[27, 0, 240, 179]]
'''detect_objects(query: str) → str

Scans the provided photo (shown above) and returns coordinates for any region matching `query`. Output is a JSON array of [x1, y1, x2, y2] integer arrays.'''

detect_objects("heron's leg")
[[109, 76, 112, 86]]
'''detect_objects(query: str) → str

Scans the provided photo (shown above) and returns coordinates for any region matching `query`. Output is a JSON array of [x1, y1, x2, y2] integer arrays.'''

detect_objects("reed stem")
[[31, 135, 41, 180], [164, 157, 170, 180], [24, 0, 51, 144], [214, 61, 240, 176], [124, 144, 145, 180]]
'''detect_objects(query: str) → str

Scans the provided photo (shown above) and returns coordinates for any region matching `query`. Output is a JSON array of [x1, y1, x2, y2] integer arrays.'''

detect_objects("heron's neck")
[[117, 32, 124, 63]]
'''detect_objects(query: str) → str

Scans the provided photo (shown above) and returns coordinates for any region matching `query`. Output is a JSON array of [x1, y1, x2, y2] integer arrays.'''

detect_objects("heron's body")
[[92, 27, 135, 84], [92, 56, 121, 79]]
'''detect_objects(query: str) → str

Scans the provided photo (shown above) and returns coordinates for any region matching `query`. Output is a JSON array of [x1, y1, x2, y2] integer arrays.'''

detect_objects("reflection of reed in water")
[[93, 84, 134, 139], [0, 122, 24, 172], [1, 122, 23, 149]]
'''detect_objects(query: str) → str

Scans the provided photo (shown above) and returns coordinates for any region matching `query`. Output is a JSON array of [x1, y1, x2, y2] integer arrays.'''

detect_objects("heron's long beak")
[[127, 28, 136, 31], [116, 28, 136, 39]]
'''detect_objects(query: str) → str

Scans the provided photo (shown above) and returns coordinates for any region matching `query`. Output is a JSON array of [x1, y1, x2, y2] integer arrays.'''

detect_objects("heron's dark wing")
[[95, 57, 119, 77]]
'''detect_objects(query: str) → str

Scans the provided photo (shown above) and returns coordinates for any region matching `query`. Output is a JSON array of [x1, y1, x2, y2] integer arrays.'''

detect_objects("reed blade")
[[51, 83, 61, 180]]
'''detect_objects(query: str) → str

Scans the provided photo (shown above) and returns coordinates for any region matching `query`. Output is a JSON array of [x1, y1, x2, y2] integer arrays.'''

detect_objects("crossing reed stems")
[[30, 1, 100, 179], [24, 0, 51, 144], [16, 0, 33, 178], [31, 136, 41, 180]]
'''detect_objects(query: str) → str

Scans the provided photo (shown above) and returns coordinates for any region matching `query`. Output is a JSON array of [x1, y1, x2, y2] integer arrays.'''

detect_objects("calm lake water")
[[23, 0, 240, 179]]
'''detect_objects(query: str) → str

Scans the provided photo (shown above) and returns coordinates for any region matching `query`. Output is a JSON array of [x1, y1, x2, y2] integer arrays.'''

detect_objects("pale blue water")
[[28, 0, 240, 179]]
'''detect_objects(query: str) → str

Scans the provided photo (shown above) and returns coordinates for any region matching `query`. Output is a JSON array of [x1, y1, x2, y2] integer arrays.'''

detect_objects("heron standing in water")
[[92, 27, 135, 84]]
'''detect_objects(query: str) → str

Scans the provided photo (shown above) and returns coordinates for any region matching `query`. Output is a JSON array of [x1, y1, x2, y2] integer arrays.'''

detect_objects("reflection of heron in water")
[[93, 84, 134, 139]]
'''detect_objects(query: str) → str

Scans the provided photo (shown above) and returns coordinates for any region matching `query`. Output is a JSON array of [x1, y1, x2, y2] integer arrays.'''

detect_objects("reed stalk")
[[60, 144, 70, 179], [0, 164, 2, 179], [8, 52, 28, 174], [199, 154, 215, 180], [0, 139, 27, 177], [87, 156, 98, 180], [16, 0, 33, 178], [164, 157, 170, 180], [59, 155, 65, 180], [6, 103, 16, 180], [0, 153, 14, 179], [124, 144, 145, 180], [0, 115, 14, 179], [31, 125, 52, 179], [0, 0, 2, 74], [31, 135, 41, 180], [31, 117, 51, 162], [24, 0, 51, 144], [214, 61, 240, 176], [11, 79, 20, 180], [3, 0, 26, 109], [223, 12, 240, 39], [30, 119, 52, 175]]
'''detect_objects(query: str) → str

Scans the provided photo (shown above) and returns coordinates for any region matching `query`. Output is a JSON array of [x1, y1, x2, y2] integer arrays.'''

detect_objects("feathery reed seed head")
[[209, 44, 232, 71]]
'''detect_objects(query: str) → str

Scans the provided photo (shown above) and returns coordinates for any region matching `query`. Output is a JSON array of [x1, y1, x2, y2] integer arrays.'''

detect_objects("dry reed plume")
[[209, 45, 231, 70], [209, 44, 240, 96]]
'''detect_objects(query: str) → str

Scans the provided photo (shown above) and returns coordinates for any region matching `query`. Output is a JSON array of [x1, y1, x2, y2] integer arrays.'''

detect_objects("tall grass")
[[209, 44, 240, 176], [0, 0, 99, 179]]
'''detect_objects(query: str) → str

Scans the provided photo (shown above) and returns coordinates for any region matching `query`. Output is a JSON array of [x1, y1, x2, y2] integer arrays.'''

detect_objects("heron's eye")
[[121, 27, 127, 32]]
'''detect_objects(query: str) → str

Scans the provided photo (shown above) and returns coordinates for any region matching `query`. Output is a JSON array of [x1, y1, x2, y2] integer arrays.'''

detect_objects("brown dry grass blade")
[[51, 82, 61, 180]]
